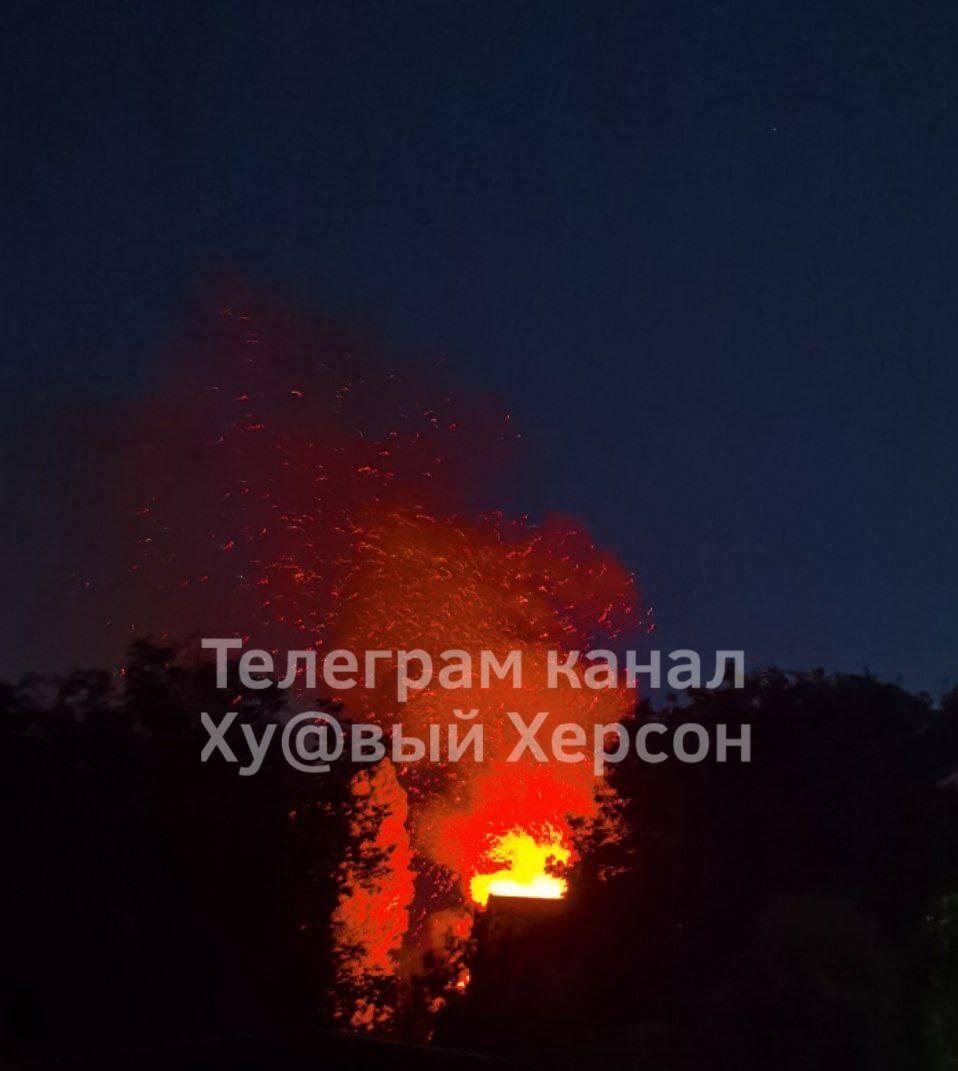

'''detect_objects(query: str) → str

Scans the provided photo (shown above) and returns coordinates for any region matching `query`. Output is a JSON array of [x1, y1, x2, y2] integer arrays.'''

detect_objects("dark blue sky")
[[2, 1, 956, 693]]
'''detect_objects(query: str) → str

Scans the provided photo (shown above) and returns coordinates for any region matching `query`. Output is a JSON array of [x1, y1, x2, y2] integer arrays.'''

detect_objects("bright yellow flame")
[[469, 828, 571, 907]]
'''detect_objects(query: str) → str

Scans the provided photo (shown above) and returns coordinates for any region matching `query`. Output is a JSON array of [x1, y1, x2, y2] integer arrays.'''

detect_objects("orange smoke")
[[327, 504, 637, 1026], [103, 293, 642, 1036]]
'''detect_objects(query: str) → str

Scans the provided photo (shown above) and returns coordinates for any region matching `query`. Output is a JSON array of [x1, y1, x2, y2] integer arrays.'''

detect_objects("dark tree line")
[[1, 641, 352, 1061], [3, 645, 958, 1068], [442, 671, 958, 1069]]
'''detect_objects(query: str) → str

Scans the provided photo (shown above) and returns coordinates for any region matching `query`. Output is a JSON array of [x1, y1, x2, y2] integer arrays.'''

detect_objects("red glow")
[[109, 293, 643, 1034]]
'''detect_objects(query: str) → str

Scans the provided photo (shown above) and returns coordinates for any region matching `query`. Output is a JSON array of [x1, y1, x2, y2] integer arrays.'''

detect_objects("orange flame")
[[469, 827, 571, 906]]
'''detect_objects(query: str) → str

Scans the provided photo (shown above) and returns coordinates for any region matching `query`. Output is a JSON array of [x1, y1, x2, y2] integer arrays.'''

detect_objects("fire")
[[469, 827, 571, 907], [106, 292, 647, 1035], [331, 760, 415, 1030]]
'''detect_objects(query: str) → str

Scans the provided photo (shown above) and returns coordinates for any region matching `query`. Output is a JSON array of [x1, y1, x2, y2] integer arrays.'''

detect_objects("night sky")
[[2, 1, 956, 693]]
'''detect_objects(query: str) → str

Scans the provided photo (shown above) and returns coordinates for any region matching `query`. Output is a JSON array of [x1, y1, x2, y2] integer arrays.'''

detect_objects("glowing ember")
[[469, 827, 571, 907]]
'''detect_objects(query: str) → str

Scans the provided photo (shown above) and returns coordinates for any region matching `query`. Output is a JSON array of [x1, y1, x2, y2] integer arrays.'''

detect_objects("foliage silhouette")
[[3, 649, 957, 1068]]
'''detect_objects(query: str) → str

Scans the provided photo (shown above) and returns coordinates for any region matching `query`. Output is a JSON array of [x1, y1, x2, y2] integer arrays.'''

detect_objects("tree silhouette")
[[3, 654, 957, 1068]]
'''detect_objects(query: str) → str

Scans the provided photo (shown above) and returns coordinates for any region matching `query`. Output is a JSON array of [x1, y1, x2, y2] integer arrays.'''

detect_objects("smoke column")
[[55, 288, 645, 1035]]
